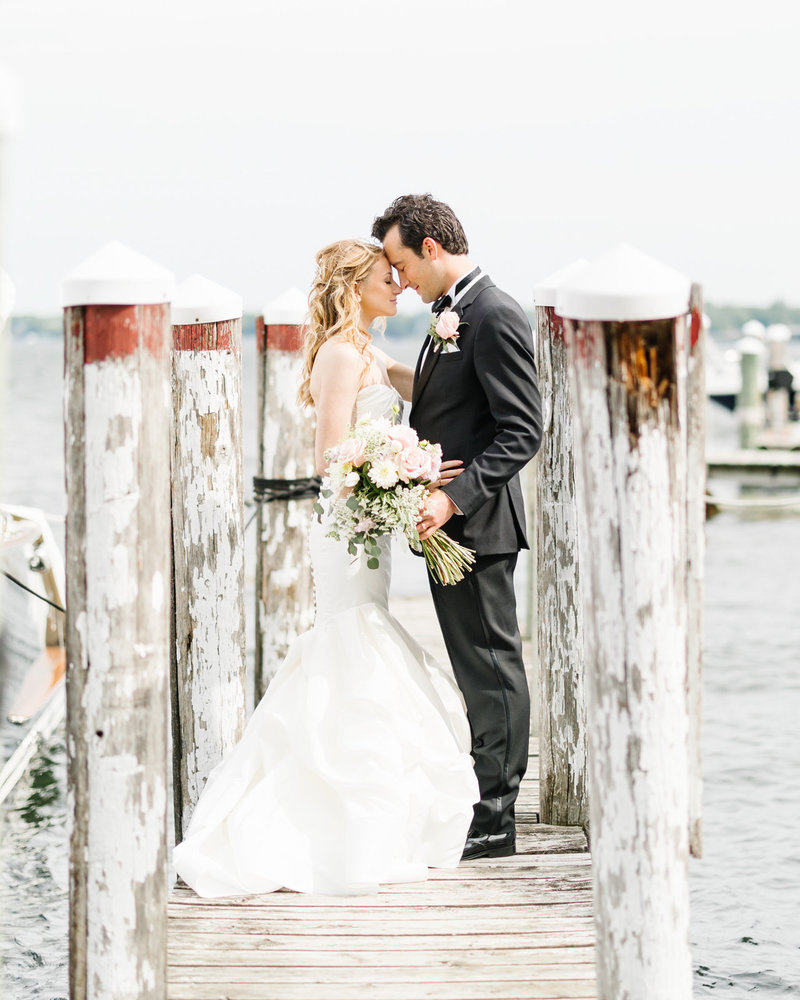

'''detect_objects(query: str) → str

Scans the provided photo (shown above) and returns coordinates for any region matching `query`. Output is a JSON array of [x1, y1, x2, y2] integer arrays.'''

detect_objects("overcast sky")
[[1, 0, 799, 313]]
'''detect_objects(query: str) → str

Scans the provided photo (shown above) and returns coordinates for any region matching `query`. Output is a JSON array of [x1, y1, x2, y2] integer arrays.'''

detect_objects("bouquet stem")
[[421, 530, 476, 586]]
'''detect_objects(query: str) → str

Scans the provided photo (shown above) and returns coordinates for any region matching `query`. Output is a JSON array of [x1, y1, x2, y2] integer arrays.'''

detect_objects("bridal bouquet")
[[315, 417, 475, 585]]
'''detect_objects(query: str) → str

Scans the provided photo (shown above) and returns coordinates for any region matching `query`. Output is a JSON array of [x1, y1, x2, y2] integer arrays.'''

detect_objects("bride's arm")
[[310, 341, 363, 475], [371, 345, 414, 401]]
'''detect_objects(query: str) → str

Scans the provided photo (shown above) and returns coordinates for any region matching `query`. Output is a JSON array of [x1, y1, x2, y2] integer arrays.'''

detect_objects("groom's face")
[[382, 225, 446, 305]]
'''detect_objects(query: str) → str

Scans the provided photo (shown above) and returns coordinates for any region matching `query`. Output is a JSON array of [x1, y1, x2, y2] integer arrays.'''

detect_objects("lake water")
[[1, 332, 799, 998]]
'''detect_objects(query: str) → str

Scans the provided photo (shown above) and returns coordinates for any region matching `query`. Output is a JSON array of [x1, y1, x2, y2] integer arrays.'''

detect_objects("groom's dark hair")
[[372, 194, 469, 257]]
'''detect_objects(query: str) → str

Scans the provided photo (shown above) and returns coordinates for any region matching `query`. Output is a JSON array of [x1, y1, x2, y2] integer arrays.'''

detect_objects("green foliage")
[[705, 301, 800, 333], [383, 313, 430, 341]]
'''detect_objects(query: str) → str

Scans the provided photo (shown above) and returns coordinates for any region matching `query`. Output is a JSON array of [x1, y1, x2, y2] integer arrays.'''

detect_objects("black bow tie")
[[431, 294, 452, 315]]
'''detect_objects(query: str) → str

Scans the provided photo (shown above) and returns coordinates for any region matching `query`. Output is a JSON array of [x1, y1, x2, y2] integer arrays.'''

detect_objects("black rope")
[[252, 476, 321, 504], [1, 570, 65, 614]]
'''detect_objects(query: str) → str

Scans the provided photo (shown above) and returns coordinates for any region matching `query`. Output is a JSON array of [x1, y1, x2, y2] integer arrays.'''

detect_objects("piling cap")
[[766, 323, 791, 342], [556, 243, 691, 321], [533, 259, 590, 308], [263, 287, 307, 325], [60, 241, 174, 307], [738, 336, 765, 356], [172, 274, 243, 325], [0, 268, 15, 329], [741, 319, 766, 338]]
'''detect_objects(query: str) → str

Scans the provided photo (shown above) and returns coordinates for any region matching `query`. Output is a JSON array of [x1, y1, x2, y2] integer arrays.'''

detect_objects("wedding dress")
[[173, 383, 478, 897]]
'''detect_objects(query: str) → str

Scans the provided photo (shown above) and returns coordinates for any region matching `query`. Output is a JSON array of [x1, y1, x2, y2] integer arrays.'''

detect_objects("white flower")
[[369, 459, 399, 489], [344, 471, 360, 487]]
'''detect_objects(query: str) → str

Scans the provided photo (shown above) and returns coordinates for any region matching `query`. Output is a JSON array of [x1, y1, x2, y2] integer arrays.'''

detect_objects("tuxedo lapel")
[[454, 274, 493, 315], [412, 276, 494, 408], [412, 333, 439, 406]]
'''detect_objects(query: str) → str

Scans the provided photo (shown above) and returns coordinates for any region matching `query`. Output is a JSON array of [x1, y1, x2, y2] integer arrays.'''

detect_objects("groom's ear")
[[422, 237, 439, 260]]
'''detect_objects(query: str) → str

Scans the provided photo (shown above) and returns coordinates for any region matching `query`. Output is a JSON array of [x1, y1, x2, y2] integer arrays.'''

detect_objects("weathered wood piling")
[[254, 289, 316, 700], [558, 244, 695, 1000], [62, 242, 173, 999], [737, 334, 764, 448], [170, 274, 247, 839], [533, 260, 590, 830], [686, 285, 705, 858], [765, 323, 793, 431]]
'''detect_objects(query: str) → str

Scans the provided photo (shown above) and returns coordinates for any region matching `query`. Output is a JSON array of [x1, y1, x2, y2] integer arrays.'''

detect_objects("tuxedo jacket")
[[410, 275, 542, 557]]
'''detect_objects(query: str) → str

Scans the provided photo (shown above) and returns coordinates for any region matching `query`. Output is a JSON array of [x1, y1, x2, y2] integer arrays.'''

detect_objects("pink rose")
[[421, 443, 442, 483], [399, 446, 435, 483], [435, 310, 460, 341], [386, 424, 419, 451], [337, 436, 366, 467]]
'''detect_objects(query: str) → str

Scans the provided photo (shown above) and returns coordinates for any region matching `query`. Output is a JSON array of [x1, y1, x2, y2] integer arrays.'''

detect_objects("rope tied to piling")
[[252, 476, 321, 504], [1, 569, 65, 614]]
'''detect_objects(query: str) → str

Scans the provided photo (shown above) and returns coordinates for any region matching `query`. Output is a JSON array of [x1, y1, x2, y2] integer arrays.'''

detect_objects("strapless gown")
[[173, 384, 478, 897]]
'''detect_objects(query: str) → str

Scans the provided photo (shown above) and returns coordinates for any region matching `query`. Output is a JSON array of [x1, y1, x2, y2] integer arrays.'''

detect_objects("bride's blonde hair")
[[297, 239, 386, 407]]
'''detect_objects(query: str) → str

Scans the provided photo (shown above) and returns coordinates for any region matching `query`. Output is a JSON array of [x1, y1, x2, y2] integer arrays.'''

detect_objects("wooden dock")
[[167, 593, 595, 1000]]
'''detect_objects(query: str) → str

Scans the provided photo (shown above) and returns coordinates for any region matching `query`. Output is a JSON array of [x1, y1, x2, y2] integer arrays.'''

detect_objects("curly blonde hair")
[[297, 239, 386, 407]]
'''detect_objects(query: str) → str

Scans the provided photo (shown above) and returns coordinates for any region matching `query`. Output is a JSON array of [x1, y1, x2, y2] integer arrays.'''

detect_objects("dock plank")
[[169, 963, 596, 983], [168, 943, 595, 963], [168, 606, 595, 999], [167, 983, 596, 1000]]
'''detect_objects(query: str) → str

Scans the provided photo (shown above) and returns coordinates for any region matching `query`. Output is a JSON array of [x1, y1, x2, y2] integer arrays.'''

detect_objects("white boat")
[[0, 504, 66, 804]]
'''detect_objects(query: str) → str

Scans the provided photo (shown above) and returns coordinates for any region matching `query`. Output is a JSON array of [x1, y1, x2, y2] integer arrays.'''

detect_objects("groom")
[[372, 194, 542, 859]]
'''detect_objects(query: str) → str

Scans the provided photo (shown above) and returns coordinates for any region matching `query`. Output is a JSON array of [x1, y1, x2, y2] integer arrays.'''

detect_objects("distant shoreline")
[[8, 301, 800, 340]]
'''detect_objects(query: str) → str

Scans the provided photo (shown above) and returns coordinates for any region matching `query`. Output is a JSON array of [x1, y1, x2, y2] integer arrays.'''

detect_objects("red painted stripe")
[[82, 304, 169, 363], [265, 324, 304, 352], [255, 316, 265, 354], [549, 306, 565, 341], [690, 305, 702, 350], [172, 320, 236, 352]]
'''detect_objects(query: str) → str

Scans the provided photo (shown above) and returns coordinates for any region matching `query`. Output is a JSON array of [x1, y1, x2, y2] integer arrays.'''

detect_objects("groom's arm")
[[441, 298, 542, 520]]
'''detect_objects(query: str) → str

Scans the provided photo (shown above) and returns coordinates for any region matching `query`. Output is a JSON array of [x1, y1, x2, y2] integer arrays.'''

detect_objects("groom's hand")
[[417, 489, 457, 540], [429, 458, 463, 490]]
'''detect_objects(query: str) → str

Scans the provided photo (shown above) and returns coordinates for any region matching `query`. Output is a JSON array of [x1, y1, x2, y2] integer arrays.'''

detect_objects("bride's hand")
[[427, 459, 463, 491]]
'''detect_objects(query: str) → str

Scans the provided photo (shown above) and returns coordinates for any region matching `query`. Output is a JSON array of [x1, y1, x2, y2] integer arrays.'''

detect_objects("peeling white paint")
[[567, 318, 692, 1000], [171, 344, 247, 835], [151, 571, 164, 613], [535, 307, 589, 826], [255, 347, 317, 693], [66, 317, 171, 999]]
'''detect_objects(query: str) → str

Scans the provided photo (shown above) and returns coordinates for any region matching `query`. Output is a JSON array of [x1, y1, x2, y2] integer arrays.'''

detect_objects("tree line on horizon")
[[7, 301, 800, 340]]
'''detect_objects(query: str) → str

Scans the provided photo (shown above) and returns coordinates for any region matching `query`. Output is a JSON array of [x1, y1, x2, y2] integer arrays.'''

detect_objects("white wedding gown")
[[173, 383, 478, 897]]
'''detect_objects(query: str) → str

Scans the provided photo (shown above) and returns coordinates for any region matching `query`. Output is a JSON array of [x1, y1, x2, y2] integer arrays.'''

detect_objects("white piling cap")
[[533, 259, 591, 308], [738, 336, 765, 356], [0, 268, 15, 328], [556, 243, 691, 321], [60, 241, 174, 307], [741, 319, 766, 338], [262, 287, 307, 325], [766, 323, 791, 342], [172, 274, 243, 325]]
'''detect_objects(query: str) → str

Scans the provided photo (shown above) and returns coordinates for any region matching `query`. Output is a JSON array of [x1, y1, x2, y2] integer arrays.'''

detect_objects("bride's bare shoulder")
[[314, 336, 365, 369], [310, 338, 366, 403]]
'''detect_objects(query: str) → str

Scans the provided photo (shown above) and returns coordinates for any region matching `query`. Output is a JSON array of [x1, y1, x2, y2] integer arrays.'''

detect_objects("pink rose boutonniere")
[[427, 308, 462, 354]]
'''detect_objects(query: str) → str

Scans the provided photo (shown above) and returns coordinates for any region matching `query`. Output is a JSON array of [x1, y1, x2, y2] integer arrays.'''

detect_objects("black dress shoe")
[[461, 830, 516, 860]]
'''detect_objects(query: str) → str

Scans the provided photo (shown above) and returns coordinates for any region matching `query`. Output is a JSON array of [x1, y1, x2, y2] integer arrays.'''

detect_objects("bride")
[[173, 239, 478, 897]]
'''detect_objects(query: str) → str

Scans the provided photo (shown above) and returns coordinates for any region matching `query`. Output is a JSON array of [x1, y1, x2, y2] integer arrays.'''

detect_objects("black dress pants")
[[428, 551, 529, 837]]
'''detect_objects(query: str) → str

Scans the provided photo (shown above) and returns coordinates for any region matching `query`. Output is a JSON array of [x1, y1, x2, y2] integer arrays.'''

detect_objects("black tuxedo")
[[410, 274, 542, 837]]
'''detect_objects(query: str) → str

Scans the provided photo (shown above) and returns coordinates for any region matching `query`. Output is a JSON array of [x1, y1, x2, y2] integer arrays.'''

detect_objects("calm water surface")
[[1, 334, 799, 997]]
